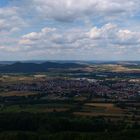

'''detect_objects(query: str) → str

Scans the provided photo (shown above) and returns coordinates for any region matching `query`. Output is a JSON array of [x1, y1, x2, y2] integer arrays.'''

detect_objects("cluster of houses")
[[0, 77, 139, 101]]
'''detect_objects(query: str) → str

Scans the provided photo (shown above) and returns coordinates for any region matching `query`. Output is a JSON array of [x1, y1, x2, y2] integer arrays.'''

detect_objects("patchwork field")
[[0, 102, 73, 113], [0, 91, 38, 97], [73, 102, 140, 122]]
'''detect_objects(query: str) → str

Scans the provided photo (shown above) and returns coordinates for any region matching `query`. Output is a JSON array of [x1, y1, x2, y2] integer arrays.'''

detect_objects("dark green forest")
[[0, 112, 139, 140]]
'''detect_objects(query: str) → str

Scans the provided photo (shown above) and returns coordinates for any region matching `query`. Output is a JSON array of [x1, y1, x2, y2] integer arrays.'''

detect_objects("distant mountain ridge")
[[0, 62, 86, 73]]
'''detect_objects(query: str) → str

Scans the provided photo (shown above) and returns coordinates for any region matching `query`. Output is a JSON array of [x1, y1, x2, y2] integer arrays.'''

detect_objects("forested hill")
[[0, 62, 86, 73]]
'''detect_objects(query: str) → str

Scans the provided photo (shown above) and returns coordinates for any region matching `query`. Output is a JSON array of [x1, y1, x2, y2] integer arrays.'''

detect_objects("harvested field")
[[0, 91, 38, 97], [84, 103, 123, 113]]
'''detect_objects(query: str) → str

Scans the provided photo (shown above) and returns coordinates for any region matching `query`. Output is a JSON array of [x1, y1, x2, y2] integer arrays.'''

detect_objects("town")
[[0, 76, 140, 102]]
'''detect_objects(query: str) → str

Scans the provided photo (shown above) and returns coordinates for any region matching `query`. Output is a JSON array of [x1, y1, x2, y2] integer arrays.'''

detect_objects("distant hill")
[[0, 62, 86, 73]]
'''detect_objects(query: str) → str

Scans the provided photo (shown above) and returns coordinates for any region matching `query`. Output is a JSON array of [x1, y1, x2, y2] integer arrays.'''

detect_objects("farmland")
[[0, 61, 139, 139]]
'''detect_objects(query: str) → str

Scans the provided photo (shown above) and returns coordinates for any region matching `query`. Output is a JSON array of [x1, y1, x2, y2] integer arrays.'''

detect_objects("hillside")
[[0, 62, 86, 73]]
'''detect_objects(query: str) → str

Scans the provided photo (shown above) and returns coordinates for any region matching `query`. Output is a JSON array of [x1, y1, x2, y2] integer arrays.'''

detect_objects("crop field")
[[0, 104, 70, 113], [74, 103, 123, 116], [0, 91, 38, 97], [1, 99, 138, 124], [84, 103, 123, 113], [0, 101, 75, 112], [72, 102, 140, 122], [0, 62, 139, 140]]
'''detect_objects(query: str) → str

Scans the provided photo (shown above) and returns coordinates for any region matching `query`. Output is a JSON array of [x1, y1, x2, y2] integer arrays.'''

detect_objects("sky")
[[0, 0, 140, 61]]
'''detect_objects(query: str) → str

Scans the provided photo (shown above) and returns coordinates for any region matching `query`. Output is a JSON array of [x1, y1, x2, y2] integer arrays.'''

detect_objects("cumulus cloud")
[[0, 0, 140, 60], [18, 23, 140, 55], [116, 30, 140, 45], [20, 27, 86, 48], [88, 23, 117, 39], [88, 23, 140, 46], [0, 7, 27, 33], [0, 6, 27, 56], [29, 0, 140, 22]]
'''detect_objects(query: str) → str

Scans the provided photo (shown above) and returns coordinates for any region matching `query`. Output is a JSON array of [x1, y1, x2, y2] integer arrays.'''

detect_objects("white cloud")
[[87, 23, 140, 46], [29, 0, 140, 22], [117, 30, 133, 40], [0, 0, 140, 60], [0, 7, 27, 33], [18, 23, 140, 56]]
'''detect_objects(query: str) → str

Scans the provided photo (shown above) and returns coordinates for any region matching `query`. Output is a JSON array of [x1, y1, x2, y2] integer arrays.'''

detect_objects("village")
[[0, 76, 139, 102]]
